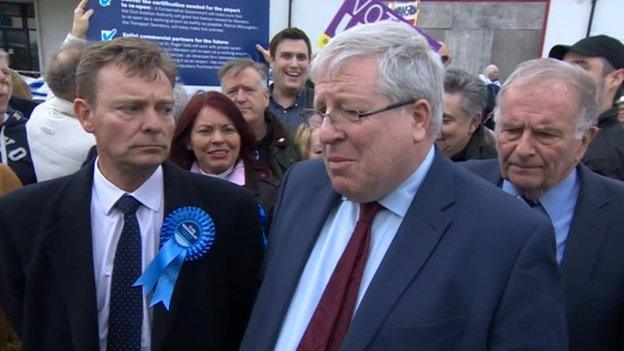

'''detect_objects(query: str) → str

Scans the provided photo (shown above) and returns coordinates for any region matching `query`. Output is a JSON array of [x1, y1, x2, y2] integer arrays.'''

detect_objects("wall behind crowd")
[[16, 0, 624, 82]]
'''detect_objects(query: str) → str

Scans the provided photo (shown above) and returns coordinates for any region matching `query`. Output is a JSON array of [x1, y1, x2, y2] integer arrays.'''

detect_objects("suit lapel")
[[560, 165, 611, 316], [342, 152, 454, 350], [259, 177, 340, 347], [43, 163, 100, 349], [151, 162, 203, 350]]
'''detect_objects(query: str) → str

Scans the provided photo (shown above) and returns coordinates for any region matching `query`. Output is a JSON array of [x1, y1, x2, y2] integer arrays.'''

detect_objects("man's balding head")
[[46, 42, 88, 102]]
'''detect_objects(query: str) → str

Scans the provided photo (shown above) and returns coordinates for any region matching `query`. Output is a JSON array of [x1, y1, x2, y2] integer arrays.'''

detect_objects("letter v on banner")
[[317, 0, 440, 51]]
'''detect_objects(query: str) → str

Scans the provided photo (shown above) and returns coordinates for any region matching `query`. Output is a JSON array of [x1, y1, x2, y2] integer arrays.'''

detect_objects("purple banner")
[[318, 0, 440, 51]]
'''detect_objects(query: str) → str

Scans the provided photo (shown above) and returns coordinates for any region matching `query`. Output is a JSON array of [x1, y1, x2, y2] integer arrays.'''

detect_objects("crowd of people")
[[0, 0, 623, 350]]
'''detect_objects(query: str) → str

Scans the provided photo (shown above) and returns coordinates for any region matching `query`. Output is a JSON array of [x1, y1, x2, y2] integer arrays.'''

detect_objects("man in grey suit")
[[463, 58, 624, 351], [240, 20, 567, 351]]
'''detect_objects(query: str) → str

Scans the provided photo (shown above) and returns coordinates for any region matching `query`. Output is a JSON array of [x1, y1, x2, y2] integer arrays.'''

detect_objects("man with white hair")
[[465, 58, 624, 351], [241, 21, 567, 350]]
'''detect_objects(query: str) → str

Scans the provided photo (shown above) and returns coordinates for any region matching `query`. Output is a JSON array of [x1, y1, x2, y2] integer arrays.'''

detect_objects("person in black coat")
[[169, 91, 280, 231], [0, 37, 264, 350]]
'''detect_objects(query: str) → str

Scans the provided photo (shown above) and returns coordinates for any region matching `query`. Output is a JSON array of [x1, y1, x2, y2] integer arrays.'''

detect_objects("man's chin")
[[132, 153, 168, 169], [281, 81, 306, 93]]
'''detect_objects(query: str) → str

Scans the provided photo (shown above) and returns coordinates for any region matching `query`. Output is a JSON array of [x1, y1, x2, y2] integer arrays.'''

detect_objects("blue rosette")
[[134, 206, 215, 310], [257, 203, 268, 247]]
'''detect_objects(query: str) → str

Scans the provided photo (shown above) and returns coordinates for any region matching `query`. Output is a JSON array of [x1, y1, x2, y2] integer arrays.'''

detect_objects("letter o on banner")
[[364, 4, 384, 23]]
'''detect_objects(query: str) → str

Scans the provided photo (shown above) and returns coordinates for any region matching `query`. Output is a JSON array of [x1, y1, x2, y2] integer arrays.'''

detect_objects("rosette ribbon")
[[134, 206, 215, 310], [257, 203, 268, 247]]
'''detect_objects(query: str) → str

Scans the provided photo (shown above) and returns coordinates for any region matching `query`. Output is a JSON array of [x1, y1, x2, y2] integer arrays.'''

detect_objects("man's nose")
[[142, 107, 166, 133], [514, 131, 537, 157], [318, 113, 344, 145], [233, 89, 247, 101]]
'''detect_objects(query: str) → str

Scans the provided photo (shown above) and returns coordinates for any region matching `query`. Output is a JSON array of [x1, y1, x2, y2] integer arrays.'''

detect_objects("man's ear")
[[262, 89, 270, 108], [269, 57, 275, 70], [576, 125, 599, 162], [468, 114, 483, 134], [607, 68, 624, 91], [74, 98, 95, 134], [409, 99, 432, 143]]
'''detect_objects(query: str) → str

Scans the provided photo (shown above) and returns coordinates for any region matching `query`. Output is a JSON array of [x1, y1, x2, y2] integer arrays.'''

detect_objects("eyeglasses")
[[302, 99, 417, 129]]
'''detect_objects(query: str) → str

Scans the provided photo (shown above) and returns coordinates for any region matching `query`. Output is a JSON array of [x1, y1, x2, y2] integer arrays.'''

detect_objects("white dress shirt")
[[91, 160, 164, 351], [274, 147, 435, 351]]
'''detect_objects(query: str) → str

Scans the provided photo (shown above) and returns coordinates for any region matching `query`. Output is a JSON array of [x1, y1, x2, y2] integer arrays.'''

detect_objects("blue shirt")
[[268, 85, 309, 132], [502, 169, 580, 264], [274, 146, 436, 351]]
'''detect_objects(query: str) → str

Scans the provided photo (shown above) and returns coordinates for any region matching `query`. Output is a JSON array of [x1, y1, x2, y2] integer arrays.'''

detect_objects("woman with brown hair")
[[169, 91, 279, 226]]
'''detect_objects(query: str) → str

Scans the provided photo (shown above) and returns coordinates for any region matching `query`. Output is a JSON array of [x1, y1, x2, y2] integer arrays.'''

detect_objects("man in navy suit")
[[240, 21, 567, 351], [463, 58, 624, 351], [0, 37, 264, 350]]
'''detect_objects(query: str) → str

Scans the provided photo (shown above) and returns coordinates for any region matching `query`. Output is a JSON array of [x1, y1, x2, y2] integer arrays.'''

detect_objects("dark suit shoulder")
[[0, 172, 76, 218], [279, 158, 327, 189], [580, 164, 624, 195], [445, 160, 552, 247], [459, 158, 498, 171], [458, 159, 500, 183]]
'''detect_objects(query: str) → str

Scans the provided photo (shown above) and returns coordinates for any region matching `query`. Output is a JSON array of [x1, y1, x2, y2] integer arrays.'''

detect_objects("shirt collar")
[[502, 168, 580, 221], [93, 158, 164, 215], [269, 84, 308, 110], [50, 96, 76, 116], [375, 145, 435, 218]]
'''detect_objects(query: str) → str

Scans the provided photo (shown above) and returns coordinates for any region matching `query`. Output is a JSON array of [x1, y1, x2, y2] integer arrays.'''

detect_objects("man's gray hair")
[[444, 68, 487, 119], [218, 58, 268, 91], [309, 20, 444, 136], [495, 58, 598, 139], [173, 83, 190, 121]]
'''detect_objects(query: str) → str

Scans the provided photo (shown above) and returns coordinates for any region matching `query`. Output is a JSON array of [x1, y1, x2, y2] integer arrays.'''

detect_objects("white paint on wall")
[[291, 0, 343, 53], [542, 0, 624, 56]]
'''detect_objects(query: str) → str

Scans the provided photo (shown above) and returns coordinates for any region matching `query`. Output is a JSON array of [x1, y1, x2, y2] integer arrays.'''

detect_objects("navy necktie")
[[518, 195, 550, 219], [107, 194, 143, 351]]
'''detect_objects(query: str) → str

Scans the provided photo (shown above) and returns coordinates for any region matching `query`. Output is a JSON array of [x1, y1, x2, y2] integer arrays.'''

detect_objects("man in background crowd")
[[219, 58, 301, 179], [0, 50, 35, 185], [550, 35, 624, 181], [480, 64, 502, 128], [266, 28, 314, 132], [464, 58, 624, 351], [479, 64, 501, 87], [437, 68, 496, 161], [26, 42, 96, 181], [437, 41, 452, 68]]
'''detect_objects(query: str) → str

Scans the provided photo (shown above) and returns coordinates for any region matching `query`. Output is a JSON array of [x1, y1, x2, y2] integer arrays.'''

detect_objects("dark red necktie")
[[297, 202, 383, 351]]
